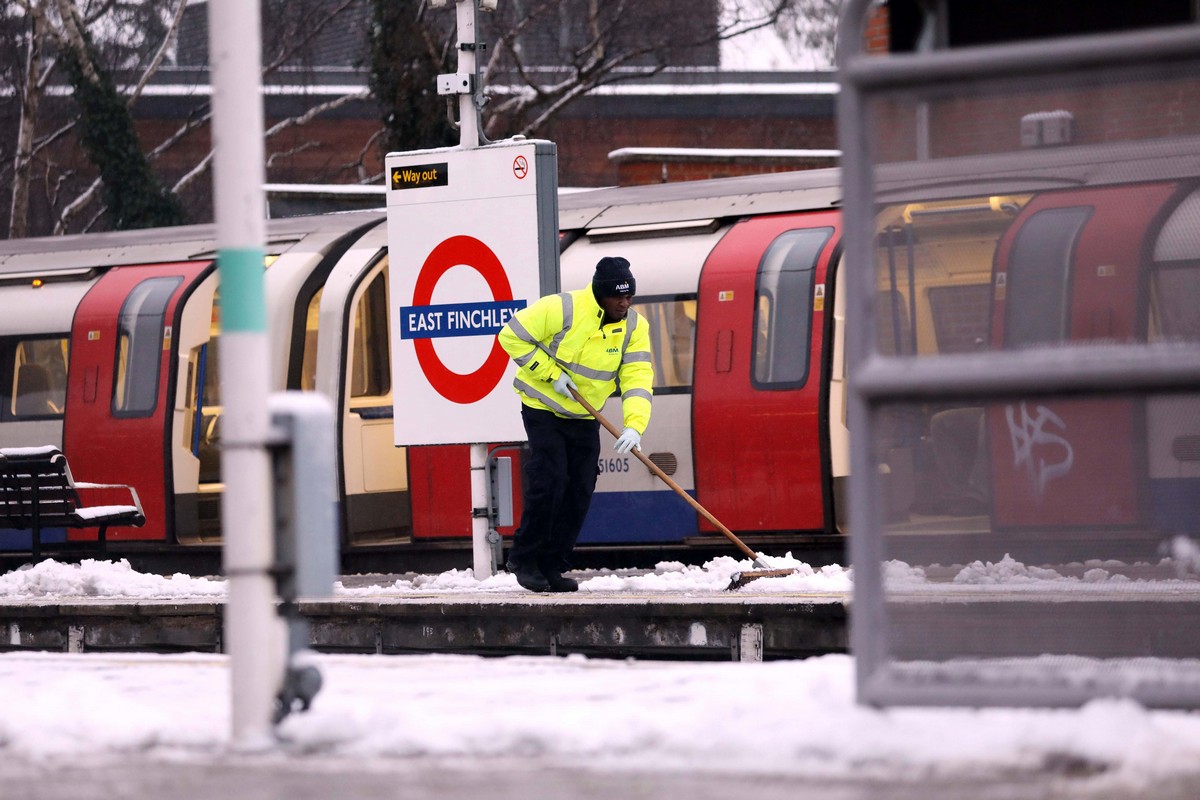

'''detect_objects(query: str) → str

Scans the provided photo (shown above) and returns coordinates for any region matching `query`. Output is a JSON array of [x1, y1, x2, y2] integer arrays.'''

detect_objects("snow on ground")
[[3, 556, 1200, 786], [0, 553, 851, 600], [2, 649, 1200, 790]]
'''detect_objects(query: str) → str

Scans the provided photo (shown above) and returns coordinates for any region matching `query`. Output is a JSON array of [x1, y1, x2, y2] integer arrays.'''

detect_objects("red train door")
[[64, 261, 213, 542], [989, 183, 1177, 528], [693, 211, 840, 533]]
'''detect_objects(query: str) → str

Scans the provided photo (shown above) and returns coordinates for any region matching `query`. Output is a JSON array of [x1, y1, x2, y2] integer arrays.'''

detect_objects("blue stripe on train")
[[0, 528, 68, 551], [1149, 478, 1200, 536], [576, 490, 698, 544]]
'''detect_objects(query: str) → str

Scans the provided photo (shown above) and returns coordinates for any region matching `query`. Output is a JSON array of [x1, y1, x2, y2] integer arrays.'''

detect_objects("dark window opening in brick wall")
[[888, 0, 1195, 52]]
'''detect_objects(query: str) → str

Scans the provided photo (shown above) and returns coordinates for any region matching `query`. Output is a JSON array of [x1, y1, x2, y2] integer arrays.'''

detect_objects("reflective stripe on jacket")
[[498, 286, 653, 434]]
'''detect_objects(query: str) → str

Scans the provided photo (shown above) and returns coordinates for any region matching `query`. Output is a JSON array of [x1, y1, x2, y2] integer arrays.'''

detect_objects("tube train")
[[2, 135, 1199, 566]]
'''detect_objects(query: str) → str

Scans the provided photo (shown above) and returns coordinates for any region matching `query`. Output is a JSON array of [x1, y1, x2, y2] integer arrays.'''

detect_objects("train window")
[[927, 284, 992, 353], [632, 297, 696, 391], [752, 227, 833, 389], [1003, 206, 1091, 348], [876, 288, 913, 356], [1150, 266, 1200, 342], [112, 276, 181, 417], [8, 338, 69, 419], [350, 271, 390, 399]]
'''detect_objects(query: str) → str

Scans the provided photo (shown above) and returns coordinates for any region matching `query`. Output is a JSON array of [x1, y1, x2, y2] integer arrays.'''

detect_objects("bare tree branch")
[[52, 0, 99, 84], [264, 91, 370, 138], [81, 203, 108, 233], [32, 119, 79, 156], [147, 107, 213, 162], [170, 151, 212, 196], [52, 175, 101, 234], [334, 127, 386, 184], [266, 141, 320, 169], [476, 0, 794, 140], [80, 0, 117, 28], [172, 90, 370, 194], [261, 0, 359, 75], [126, 0, 189, 107]]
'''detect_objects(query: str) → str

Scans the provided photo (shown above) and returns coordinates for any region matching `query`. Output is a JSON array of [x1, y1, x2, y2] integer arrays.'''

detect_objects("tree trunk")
[[9, 10, 46, 239]]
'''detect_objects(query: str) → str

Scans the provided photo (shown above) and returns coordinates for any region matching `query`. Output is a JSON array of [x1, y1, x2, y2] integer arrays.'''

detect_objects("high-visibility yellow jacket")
[[498, 287, 653, 434]]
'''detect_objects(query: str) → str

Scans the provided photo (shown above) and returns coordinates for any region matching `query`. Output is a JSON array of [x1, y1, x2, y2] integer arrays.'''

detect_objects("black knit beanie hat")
[[592, 256, 636, 298]]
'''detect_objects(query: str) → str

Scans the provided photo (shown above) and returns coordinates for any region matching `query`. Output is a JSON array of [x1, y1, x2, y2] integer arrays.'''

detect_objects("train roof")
[[560, 134, 1200, 230], [875, 135, 1200, 202], [0, 210, 385, 277], [558, 168, 843, 230]]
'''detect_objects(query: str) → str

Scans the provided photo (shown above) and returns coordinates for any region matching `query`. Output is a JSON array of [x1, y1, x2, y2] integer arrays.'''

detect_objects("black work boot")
[[543, 571, 579, 593], [506, 561, 549, 593]]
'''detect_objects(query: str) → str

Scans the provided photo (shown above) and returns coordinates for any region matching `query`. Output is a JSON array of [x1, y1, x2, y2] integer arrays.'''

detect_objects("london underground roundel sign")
[[399, 235, 526, 404]]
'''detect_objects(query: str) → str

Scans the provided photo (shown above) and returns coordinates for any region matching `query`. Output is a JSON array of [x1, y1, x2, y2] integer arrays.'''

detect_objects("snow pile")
[[954, 554, 1073, 585], [1171, 535, 1200, 577], [882, 559, 928, 586], [0, 556, 851, 602], [6, 553, 1200, 601], [325, 555, 851, 597], [579, 553, 851, 594], [0, 558, 224, 600]]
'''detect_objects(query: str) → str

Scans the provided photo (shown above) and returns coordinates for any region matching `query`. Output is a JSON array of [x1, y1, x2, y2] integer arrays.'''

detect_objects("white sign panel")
[[386, 140, 557, 445]]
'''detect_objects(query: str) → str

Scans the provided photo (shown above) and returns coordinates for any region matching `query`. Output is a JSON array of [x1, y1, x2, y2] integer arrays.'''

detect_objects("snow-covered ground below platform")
[[3, 557, 1200, 790], [2, 649, 1200, 794]]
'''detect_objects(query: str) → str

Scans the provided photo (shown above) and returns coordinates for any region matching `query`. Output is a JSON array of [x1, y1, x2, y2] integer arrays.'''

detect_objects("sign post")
[[387, 3, 557, 580]]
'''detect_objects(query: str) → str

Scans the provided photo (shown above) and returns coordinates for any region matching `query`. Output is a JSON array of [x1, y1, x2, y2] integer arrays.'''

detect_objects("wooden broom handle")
[[567, 386, 762, 563]]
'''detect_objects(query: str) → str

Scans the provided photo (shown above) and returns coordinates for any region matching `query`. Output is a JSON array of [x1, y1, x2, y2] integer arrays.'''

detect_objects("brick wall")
[[614, 156, 837, 186], [546, 114, 837, 187], [873, 77, 1200, 162], [865, 5, 891, 54]]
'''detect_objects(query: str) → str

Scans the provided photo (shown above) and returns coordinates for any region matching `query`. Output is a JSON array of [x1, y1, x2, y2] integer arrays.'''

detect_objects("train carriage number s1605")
[[598, 457, 630, 474]]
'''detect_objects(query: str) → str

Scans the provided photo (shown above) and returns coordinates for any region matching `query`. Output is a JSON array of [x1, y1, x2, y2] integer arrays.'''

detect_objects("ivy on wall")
[[60, 41, 187, 230]]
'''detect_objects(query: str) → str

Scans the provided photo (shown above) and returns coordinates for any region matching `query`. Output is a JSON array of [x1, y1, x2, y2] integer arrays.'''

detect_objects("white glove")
[[614, 427, 641, 454], [551, 372, 577, 398]]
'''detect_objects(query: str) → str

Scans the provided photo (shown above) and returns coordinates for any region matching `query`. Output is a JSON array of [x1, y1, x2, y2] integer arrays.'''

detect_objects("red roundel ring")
[[412, 235, 514, 404]]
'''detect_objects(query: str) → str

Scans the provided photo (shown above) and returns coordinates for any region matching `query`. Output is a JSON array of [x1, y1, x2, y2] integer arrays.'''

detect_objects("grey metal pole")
[[208, 0, 280, 747], [455, 0, 481, 149], [837, 0, 888, 705]]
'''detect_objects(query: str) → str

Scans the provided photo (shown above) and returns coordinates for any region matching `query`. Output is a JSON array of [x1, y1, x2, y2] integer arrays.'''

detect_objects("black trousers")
[[507, 405, 601, 575]]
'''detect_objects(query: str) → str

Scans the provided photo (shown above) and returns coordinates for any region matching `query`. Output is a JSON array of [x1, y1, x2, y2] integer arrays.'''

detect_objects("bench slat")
[[0, 446, 145, 558]]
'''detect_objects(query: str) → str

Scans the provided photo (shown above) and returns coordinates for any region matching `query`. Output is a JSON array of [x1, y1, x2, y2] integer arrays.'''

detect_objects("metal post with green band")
[[208, 0, 278, 749]]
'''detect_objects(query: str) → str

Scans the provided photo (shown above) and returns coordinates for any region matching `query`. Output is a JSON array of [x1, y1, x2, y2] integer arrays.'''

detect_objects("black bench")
[[0, 446, 146, 560]]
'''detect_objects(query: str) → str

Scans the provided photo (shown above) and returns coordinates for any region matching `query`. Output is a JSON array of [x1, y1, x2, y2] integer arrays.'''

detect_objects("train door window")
[[752, 227, 833, 388], [113, 276, 182, 417], [184, 290, 223, 484], [1003, 206, 1091, 348], [631, 297, 696, 391], [8, 337, 69, 419], [351, 270, 390, 399], [300, 288, 322, 391]]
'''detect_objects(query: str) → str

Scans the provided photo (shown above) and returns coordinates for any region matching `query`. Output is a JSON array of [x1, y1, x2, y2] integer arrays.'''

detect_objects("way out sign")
[[386, 140, 560, 446]]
